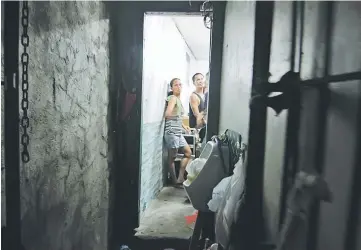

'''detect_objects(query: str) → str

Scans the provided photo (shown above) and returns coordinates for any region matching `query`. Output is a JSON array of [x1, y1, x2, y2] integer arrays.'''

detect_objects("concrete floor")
[[135, 186, 196, 240]]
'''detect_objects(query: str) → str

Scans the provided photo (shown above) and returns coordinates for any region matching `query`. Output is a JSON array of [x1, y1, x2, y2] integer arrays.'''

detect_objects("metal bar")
[[206, 1, 226, 141], [323, 1, 333, 78], [262, 71, 361, 94], [279, 0, 300, 230], [290, 1, 298, 72], [3, 1, 22, 250], [142, 1, 204, 13], [307, 3, 334, 250], [244, 1, 274, 248], [266, 71, 361, 93], [301, 71, 361, 87], [298, 1, 305, 73]]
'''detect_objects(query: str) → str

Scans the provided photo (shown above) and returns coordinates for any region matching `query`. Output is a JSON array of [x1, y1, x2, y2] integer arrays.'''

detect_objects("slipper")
[[185, 211, 198, 225]]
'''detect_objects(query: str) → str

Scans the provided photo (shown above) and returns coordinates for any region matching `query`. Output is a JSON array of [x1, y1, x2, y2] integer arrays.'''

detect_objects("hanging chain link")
[[21, 1, 30, 163]]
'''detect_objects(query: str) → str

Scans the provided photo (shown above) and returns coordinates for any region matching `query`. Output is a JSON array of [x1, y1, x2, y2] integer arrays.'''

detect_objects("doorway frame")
[[106, 1, 225, 249], [2, 2, 22, 250]]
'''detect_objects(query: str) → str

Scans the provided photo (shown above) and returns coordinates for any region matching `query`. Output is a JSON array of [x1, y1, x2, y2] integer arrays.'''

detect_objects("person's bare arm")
[[182, 123, 190, 132], [190, 94, 204, 127], [202, 109, 208, 124], [165, 96, 177, 118], [190, 94, 201, 117]]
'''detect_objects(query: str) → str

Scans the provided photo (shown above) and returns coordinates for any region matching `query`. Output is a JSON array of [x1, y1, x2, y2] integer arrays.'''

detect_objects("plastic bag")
[[215, 155, 246, 249], [209, 243, 219, 250], [222, 156, 246, 232], [207, 176, 232, 212], [185, 158, 207, 183]]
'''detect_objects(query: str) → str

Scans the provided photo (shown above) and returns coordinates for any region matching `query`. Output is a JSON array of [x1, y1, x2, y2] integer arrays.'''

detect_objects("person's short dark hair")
[[192, 73, 203, 82], [170, 78, 180, 87], [167, 91, 173, 96]]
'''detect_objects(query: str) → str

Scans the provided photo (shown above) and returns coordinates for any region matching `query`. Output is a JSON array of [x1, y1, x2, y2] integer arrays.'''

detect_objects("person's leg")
[[199, 126, 207, 143], [168, 148, 178, 184], [164, 133, 180, 184], [177, 136, 192, 183]]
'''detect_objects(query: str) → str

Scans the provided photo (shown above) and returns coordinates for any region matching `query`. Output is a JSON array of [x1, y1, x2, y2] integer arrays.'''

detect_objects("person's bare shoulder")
[[168, 95, 177, 101], [190, 93, 199, 103]]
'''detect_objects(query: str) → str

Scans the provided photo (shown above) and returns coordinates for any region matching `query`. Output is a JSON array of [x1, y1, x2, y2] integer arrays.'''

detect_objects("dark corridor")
[[1, 1, 361, 250]]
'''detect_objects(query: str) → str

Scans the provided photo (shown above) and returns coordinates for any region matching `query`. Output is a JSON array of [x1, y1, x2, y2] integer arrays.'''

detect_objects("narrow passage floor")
[[135, 186, 196, 241]]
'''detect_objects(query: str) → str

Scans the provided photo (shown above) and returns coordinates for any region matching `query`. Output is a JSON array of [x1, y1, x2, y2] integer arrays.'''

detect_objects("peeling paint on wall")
[[17, 2, 109, 250]]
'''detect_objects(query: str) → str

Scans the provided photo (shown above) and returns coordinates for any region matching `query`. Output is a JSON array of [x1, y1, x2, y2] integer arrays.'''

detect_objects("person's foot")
[[173, 182, 184, 189], [174, 184, 183, 189], [177, 178, 185, 183]]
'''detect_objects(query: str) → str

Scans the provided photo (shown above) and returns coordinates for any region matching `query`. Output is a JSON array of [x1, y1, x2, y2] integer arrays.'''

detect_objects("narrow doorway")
[[137, 12, 211, 240]]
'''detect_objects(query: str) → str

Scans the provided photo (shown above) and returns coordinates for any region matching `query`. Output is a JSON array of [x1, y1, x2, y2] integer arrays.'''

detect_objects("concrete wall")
[[220, 1, 293, 240], [17, 2, 109, 250], [140, 15, 199, 215], [219, 0, 361, 244], [219, 1, 289, 240], [219, 1, 255, 141], [191, 60, 209, 80]]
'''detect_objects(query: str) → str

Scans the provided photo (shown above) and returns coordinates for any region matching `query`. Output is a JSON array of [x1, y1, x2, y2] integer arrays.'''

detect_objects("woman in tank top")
[[164, 78, 192, 187]]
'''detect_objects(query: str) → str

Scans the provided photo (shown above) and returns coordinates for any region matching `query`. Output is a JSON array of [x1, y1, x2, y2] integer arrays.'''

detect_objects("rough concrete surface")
[[136, 187, 195, 240], [15, 2, 109, 250]]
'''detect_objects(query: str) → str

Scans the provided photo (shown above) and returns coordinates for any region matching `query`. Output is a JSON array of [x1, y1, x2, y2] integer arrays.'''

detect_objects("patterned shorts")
[[164, 133, 187, 149]]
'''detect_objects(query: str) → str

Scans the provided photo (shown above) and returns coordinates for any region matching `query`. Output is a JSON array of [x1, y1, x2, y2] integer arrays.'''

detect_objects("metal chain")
[[21, 1, 30, 163]]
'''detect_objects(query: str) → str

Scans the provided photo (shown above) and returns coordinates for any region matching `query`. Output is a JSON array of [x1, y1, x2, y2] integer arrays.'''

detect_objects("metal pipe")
[[244, 1, 274, 248], [301, 71, 361, 86], [298, 1, 305, 74], [307, 2, 334, 250], [3, 1, 22, 250], [289, 1, 298, 72], [279, 0, 300, 230]]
